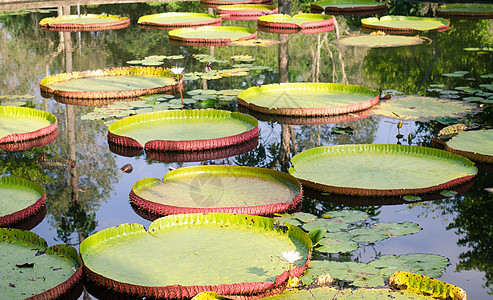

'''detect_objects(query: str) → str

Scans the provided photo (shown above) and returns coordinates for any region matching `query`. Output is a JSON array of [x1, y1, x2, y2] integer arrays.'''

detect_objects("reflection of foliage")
[[55, 200, 97, 245], [234, 140, 280, 169], [445, 172, 493, 295], [0, 149, 53, 184]]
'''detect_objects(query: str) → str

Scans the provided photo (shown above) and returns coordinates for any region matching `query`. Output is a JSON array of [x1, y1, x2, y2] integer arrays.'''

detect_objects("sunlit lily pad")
[[80, 213, 311, 298], [369, 253, 449, 278], [40, 67, 180, 100], [372, 222, 422, 237], [107, 109, 258, 151], [0, 228, 82, 299], [370, 95, 477, 121], [217, 4, 278, 19], [258, 13, 334, 29], [361, 16, 450, 32], [0, 106, 57, 147], [137, 13, 221, 27], [437, 4, 493, 18], [39, 14, 130, 31], [289, 144, 477, 196], [445, 129, 493, 163], [302, 219, 349, 232], [238, 83, 379, 116], [0, 177, 45, 227], [333, 35, 426, 48], [130, 165, 302, 216], [316, 237, 359, 253], [311, 0, 386, 12], [169, 26, 257, 45], [348, 227, 390, 243]]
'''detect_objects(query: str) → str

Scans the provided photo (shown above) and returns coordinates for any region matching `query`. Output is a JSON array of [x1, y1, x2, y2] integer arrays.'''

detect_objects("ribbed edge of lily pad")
[[237, 83, 379, 117], [445, 144, 493, 164], [7, 206, 46, 231], [168, 26, 257, 45], [146, 137, 258, 162], [0, 177, 45, 227], [39, 14, 130, 31], [40, 67, 181, 100], [290, 144, 477, 197], [107, 110, 259, 151], [0, 106, 57, 144], [437, 4, 493, 19], [108, 141, 145, 157], [238, 105, 370, 125], [0, 129, 57, 151], [0, 228, 83, 300], [216, 5, 278, 17], [361, 16, 450, 32], [81, 213, 311, 298], [303, 178, 475, 205], [332, 35, 428, 48], [137, 13, 222, 28], [257, 14, 334, 29], [129, 165, 302, 216]]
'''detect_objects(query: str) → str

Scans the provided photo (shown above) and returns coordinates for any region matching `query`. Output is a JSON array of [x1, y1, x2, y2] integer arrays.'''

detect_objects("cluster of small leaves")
[[126, 55, 185, 66], [0, 8, 56, 16], [187, 89, 243, 108], [426, 71, 493, 104], [0, 94, 35, 106], [273, 211, 449, 288], [402, 190, 458, 202], [184, 68, 250, 81]]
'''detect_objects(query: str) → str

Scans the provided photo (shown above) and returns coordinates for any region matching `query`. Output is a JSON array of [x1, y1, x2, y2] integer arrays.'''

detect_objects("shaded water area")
[[1, 0, 492, 299]]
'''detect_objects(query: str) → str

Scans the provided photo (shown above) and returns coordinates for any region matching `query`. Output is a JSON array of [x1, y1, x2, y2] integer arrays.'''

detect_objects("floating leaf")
[[436, 117, 458, 125], [440, 190, 458, 197], [372, 222, 421, 237], [316, 237, 358, 253], [403, 195, 422, 202], [302, 219, 349, 232], [321, 210, 368, 223], [438, 123, 467, 139], [348, 227, 390, 243], [480, 74, 493, 79]]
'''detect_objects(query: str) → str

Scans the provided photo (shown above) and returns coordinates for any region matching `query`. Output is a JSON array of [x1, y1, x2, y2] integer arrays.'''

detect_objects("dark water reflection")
[[1, 1, 492, 299]]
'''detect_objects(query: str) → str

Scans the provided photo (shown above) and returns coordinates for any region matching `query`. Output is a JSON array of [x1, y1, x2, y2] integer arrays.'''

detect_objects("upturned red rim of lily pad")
[[80, 213, 312, 298], [137, 12, 222, 28], [39, 14, 130, 31], [200, 0, 273, 7], [444, 130, 493, 164], [129, 165, 302, 216], [216, 4, 278, 17], [107, 109, 258, 152], [0, 106, 57, 147], [168, 26, 257, 45], [0, 177, 45, 227], [257, 13, 334, 29], [40, 67, 181, 100]]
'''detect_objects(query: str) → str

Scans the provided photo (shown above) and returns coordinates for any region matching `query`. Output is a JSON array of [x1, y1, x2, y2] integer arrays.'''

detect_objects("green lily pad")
[[302, 219, 349, 232], [238, 83, 379, 117], [445, 129, 493, 163], [370, 95, 477, 121], [0, 228, 82, 299], [107, 109, 258, 151], [0, 177, 45, 227], [321, 210, 368, 223], [440, 190, 458, 197], [403, 195, 422, 202], [169, 26, 257, 44], [138, 13, 221, 27], [369, 253, 449, 278], [334, 35, 425, 48], [289, 144, 477, 196], [348, 227, 390, 243], [39, 14, 130, 31], [258, 13, 334, 28], [371, 222, 422, 237], [130, 165, 302, 216], [80, 213, 311, 298], [361, 16, 450, 31], [311, 0, 387, 12], [316, 237, 359, 253], [0, 106, 57, 145]]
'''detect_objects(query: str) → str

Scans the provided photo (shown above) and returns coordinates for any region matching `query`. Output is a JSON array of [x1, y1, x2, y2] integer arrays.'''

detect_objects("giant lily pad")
[[370, 95, 477, 121], [0, 106, 57, 147], [200, 0, 273, 7], [80, 213, 311, 298], [40, 67, 180, 100], [0, 177, 45, 227], [168, 26, 257, 45], [289, 144, 477, 196], [107, 109, 258, 151], [130, 165, 302, 216], [437, 4, 493, 18], [216, 4, 278, 20], [311, 0, 387, 14], [388, 271, 466, 299], [361, 16, 450, 32], [333, 35, 427, 48], [237, 83, 379, 116], [257, 14, 334, 29], [137, 13, 221, 27], [445, 129, 493, 163], [39, 14, 130, 31], [0, 228, 82, 299]]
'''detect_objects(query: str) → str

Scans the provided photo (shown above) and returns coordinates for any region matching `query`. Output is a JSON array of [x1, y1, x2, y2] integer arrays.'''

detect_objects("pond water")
[[1, 1, 492, 299]]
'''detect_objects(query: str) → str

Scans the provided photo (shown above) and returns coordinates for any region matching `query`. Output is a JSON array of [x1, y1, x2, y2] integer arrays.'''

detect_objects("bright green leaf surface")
[[46, 76, 176, 92]]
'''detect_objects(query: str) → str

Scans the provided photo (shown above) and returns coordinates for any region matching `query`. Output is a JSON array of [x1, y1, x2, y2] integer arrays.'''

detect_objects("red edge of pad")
[[0, 121, 57, 144], [0, 129, 58, 151], [217, 8, 278, 17], [200, 0, 272, 5], [0, 194, 45, 227], [257, 17, 334, 29], [129, 184, 302, 216], [444, 145, 493, 164], [144, 127, 259, 151], [237, 94, 379, 116], [40, 18, 130, 31], [298, 174, 477, 197], [82, 250, 310, 298], [139, 17, 222, 28]]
